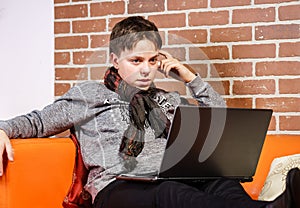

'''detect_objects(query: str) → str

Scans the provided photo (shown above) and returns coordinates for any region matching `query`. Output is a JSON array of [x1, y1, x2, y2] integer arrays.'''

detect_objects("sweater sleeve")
[[185, 74, 226, 107], [0, 101, 74, 138], [0, 82, 98, 139]]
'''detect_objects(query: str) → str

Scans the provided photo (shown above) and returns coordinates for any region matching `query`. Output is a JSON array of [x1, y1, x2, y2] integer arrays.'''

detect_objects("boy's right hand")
[[0, 130, 14, 176]]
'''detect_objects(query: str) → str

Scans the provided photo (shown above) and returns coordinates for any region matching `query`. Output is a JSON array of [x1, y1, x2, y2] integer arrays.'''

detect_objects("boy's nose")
[[140, 63, 151, 76]]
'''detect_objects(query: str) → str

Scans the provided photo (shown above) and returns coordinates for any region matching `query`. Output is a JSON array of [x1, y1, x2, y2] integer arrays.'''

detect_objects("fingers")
[[5, 141, 14, 162], [160, 59, 180, 78], [158, 50, 173, 59], [158, 50, 196, 82], [0, 130, 14, 176], [158, 53, 182, 79]]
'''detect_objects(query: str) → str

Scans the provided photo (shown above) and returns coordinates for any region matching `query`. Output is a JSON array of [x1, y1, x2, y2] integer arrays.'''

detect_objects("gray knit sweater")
[[0, 75, 225, 200]]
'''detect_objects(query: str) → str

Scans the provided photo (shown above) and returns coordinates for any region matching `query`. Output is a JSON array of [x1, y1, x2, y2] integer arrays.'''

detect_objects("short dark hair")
[[109, 16, 162, 56]]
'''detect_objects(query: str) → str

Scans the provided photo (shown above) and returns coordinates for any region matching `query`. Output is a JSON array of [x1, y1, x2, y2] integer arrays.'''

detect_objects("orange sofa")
[[0, 135, 299, 208]]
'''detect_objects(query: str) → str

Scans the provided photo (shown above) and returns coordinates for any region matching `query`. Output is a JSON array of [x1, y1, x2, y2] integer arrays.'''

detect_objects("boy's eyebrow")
[[158, 52, 167, 59], [120, 51, 160, 60]]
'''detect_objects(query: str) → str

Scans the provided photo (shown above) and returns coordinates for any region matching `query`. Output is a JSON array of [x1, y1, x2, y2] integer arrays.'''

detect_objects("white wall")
[[0, 1, 54, 120]]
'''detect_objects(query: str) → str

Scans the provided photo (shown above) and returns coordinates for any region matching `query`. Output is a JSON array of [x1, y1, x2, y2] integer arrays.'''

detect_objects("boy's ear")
[[110, 53, 119, 69]]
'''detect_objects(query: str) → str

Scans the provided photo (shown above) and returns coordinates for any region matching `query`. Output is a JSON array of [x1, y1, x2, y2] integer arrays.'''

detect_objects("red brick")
[[149, 13, 186, 28], [54, 22, 70, 34], [55, 36, 88, 50], [255, 24, 300, 40], [232, 44, 276, 59], [186, 98, 200, 106], [55, 52, 70, 65], [256, 61, 300, 76], [212, 62, 253, 78], [233, 79, 275, 95], [279, 78, 300, 94], [55, 68, 88, 80], [208, 81, 230, 95], [55, 5, 88, 19], [279, 5, 300, 21], [91, 67, 108, 80], [188, 64, 208, 78], [161, 47, 186, 61], [72, 19, 106, 33], [168, 29, 207, 44], [73, 50, 107, 65], [168, 0, 207, 10], [128, 0, 164, 14], [268, 116, 276, 131], [159, 31, 166, 45], [279, 116, 300, 131], [91, 2, 125, 17], [256, 98, 300, 112], [255, 0, 296, 4], [189, 11, 229, 26], [108, 17, 127, 31], [55, 83, 71, 96], [190, 46, 229, 60], [211, 27, 252, 42], [225, 98, 253, 108], [154, 81, 187, 95], [279, 42, 300, 57], [211, 0, 251, 7], [232, 8, 275, 24], [54, 0, 69, 3], [91, 35, 110, 48]]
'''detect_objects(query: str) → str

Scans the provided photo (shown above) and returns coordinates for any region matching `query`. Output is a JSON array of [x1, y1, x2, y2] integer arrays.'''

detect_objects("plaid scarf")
[[104, 67, 170, 159]]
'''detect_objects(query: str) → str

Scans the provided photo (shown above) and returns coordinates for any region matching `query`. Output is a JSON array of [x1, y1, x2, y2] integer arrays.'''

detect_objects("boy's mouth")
[[137, 78, 151, 82], [136, 78, 152, 87]]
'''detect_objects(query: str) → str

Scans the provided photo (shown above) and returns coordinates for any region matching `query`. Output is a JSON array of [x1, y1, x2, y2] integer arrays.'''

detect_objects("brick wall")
[[54, 0, 300, 135]]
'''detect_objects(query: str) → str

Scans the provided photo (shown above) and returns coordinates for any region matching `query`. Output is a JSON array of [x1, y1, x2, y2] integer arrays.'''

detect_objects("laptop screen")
[[159, 106, 273, 182]]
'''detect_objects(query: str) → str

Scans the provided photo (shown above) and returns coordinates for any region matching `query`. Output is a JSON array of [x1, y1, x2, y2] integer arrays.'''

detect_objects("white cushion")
[[258, 153, 300, 201]]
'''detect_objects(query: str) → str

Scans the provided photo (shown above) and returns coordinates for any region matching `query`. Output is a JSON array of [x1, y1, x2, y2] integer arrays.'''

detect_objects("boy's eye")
[[130, 58, 142, 64], [128, 56, 158, 65], [149, 57, 158, 64]]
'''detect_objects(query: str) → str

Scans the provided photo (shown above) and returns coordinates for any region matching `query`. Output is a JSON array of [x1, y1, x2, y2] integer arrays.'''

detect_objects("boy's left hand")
[[0, 130, 14, 176], [158, 50, 196, 83]]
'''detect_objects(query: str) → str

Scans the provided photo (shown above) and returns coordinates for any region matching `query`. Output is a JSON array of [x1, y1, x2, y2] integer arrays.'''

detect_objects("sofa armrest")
[[242, 135, 300, 199], [0, 138, 75, 208]]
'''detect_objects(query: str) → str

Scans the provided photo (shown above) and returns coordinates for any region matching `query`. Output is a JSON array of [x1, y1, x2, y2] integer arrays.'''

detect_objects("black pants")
[[93, 178, 269, 208]]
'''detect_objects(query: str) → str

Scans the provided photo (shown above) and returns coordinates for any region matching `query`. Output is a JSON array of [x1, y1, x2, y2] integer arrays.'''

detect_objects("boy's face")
[[111, 39, 160, 90]]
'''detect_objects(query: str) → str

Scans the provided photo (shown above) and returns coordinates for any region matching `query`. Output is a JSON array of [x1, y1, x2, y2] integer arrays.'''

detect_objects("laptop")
[[116, 106, 273, 183]]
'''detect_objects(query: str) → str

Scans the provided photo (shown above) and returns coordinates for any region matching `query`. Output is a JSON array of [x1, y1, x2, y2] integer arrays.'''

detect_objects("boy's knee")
[[155, 181, 198, 208]]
